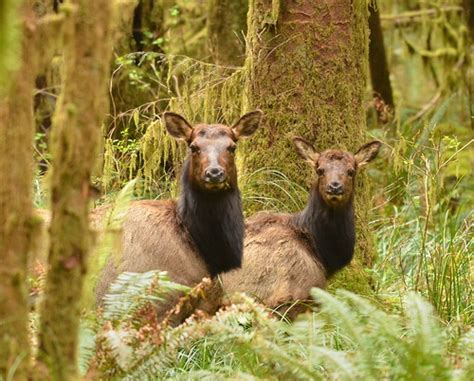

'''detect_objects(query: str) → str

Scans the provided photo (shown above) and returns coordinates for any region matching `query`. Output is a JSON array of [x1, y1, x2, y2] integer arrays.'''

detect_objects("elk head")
[[293, 137, 381, 208], [163, 111, 262, 192]]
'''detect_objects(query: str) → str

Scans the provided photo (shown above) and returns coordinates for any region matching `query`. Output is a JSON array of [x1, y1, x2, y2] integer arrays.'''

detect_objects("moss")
[[37, 1, 116, 379], [0, 0, 22, 94], [243, 0, 376, 294], [0, 2, 38, 379]]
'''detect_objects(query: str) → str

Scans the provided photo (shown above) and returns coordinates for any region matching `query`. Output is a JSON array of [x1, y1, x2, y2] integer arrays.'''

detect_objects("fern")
[[86, 289, 471, 380], [78, 322, 96, 376], [102, 271, 188, 323]]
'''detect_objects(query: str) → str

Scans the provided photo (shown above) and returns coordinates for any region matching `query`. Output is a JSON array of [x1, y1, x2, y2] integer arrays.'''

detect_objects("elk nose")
[[327, 182, 343, 195], [205, 167, 225, 183]]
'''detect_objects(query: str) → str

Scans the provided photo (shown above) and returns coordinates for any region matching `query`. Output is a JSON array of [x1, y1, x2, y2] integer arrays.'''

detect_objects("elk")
[[95, 110, 262, 303], [222, 137, 381, 316]]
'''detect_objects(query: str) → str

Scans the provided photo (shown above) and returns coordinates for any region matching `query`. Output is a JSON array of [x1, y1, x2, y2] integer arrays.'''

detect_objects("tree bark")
[[207, 0, 248, 66], [368, 1, 394, 111], [244, 0, 376, 288], [37, 0, 115, 379], [0, 2, 38, 379]]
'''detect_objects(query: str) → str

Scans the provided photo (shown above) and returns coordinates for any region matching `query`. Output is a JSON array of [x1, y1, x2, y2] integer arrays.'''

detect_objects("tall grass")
[[371, 100, 473, 324]]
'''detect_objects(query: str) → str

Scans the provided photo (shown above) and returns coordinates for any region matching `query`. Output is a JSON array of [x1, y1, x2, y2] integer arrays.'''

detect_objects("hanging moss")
[[243, 0, 377, 293]]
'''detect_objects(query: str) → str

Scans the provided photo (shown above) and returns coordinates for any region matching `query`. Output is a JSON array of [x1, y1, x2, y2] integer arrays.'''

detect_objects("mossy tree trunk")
[[37, 0, 115, 379], [244, 0, 376, 289], [368, 1, 394, 111], [0, 2, 38, 379], [207, 0, 248, 66]]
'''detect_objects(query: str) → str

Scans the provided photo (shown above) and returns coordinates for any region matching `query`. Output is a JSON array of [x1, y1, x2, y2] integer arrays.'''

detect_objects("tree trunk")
[[131, 0, 164, 52], [207, 0, 248, 66], [368, 1, 394, 112], [37, 1, 115, 379], [0, 2, 38, 379], [244, 0, 376, 290]]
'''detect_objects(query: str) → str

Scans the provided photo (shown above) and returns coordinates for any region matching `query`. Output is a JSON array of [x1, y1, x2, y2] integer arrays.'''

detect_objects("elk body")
[[95, 111, 262, 303], [222, 138, 381, 316]]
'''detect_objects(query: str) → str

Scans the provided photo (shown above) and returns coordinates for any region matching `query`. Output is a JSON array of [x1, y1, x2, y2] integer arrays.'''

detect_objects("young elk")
[[222, 137, 381, 316], [95, 111, 262, 303]]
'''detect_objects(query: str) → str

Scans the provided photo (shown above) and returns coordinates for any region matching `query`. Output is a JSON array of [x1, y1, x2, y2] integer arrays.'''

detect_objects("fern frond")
[[103, 271, 189, 322]]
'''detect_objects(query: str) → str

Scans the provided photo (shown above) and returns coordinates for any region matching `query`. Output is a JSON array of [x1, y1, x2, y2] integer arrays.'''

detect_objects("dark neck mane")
[[290, 184, 355, 277], [177, 158, 244, 277]]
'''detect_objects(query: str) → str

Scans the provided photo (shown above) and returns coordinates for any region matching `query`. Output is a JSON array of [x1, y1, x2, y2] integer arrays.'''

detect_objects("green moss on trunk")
[[0, 2, 38, 379], [207, 0, 248, 66], [37, 1, 115, 379], [244, 0, 376, 291]]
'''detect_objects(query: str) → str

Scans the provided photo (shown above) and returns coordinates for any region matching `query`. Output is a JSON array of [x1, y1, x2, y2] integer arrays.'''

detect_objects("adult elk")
[[95, 111, 262, 303], [222, 137, 381, 316]]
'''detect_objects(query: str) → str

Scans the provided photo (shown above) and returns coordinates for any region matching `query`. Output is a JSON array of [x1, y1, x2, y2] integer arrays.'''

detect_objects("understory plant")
[[372, 97, 473, 324], [79, 273, 473, 380]]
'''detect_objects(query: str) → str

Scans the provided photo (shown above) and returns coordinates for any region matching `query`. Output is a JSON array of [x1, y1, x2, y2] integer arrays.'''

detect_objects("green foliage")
[[102, 271, 189, 323], [82, 283, 472, 380], [81, 271, 190, 377], [372, 95, 473, 324]]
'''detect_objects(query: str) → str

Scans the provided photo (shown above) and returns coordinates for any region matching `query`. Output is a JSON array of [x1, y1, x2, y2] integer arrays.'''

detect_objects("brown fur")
[[222, 139, 381, 318], [222, 213, 326, 318], [94, 200, 208, 302]]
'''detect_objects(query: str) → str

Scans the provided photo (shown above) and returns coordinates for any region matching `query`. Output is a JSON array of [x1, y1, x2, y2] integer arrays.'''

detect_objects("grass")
[[86, 286, 473, 380], [369, 103, 473, 325], [68, 95, 474, 379]]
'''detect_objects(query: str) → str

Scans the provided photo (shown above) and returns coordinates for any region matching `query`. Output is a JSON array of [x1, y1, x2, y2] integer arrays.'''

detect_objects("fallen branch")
[[161, 277, 225, 327]]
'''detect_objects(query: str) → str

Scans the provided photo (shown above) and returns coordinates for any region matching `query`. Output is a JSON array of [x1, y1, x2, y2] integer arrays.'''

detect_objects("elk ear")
[[232, 110, 263, 140], [354, 140, 382, 168], [292, 136, 320, 166], [163, 112, 193, 142]]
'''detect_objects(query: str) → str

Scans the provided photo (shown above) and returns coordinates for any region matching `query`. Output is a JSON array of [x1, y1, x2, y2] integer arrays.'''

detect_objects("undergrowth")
[[69, 95, 473, 379], [80, 277, 473, 380]]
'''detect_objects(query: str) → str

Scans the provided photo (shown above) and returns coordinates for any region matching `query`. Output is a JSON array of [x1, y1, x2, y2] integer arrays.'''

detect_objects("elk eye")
[[190, 144, 200, 154], [227, 145, 236, 154], [316, 168, 325, 176], [347, 169, 355, 177]]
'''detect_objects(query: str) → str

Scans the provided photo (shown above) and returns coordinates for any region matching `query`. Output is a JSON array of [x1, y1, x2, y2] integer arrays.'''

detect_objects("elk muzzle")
[[204, 166, 226, 185]]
